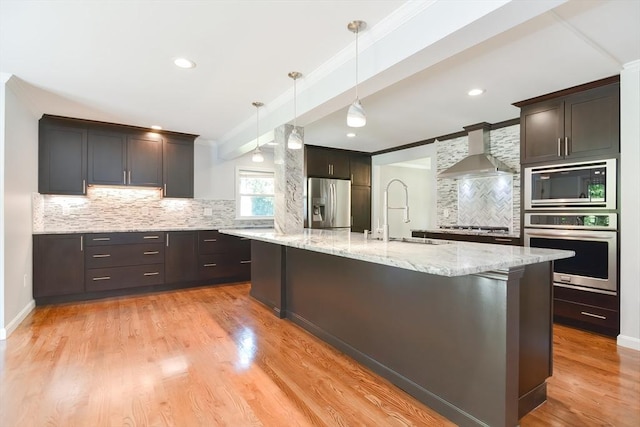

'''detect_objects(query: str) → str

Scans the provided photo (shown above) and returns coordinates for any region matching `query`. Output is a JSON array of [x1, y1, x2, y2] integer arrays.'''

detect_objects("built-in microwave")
[[524, 159, 616, 210]]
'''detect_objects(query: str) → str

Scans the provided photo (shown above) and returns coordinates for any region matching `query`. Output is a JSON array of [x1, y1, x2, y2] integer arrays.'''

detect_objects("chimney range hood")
[[438, 122, 515, 179]]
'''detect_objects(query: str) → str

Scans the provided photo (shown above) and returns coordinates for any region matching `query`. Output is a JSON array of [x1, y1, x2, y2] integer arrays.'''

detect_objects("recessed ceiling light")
[[174, 58, 196, 69], [346, 132, 356, 138], [151, 125, 162, 130], [468, 88, 485, 96]]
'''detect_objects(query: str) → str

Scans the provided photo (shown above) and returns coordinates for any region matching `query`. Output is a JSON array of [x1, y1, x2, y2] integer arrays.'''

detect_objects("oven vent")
[[438, 122, 516, 179]]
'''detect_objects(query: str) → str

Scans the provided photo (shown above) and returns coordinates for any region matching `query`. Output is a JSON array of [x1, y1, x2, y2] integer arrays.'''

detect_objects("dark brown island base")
[[221, 229, 574, 427]]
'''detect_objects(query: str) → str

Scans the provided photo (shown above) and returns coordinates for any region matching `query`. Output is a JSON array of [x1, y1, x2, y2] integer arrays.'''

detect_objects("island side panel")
[[250, 240, 286, 318], [284, 247, 522, 427], [518, 261, 553, 417]]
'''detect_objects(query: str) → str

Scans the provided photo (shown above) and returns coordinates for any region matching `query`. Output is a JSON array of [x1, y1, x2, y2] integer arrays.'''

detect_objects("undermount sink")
[[370, 236, 450, 245]]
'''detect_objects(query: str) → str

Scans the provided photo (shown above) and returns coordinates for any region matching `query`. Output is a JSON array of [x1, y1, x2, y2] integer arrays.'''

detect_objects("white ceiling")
[[1, 0, 639, 157]]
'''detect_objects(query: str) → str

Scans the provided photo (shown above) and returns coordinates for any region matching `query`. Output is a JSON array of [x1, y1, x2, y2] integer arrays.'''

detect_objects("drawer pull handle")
[[144, 272, 160, 276], [494, 238, 512, 242], [240, 238, 249, 240], [93, 237, 111, 241], [92, 276, 111, 281], [203, 263, 217, 267], [143, 251, 159, 255], [92, 254, 111, 258], [580, 311, 606, 320], [240, 260, 251, 264], [204, 239, 217, 242], [143, 236, 159, 239]]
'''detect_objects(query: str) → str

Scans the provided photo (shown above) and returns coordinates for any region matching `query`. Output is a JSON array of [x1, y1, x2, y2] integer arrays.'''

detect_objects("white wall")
[[619, 60, 640, 351], [194, 141, 275, 200], [1, 75, 38, 339], [372, 144, 437, 237]]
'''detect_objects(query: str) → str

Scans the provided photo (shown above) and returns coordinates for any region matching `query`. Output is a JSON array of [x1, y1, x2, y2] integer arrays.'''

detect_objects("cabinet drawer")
[[85, 232, 165, 246], [198, 231, 250, 254], [554, 299, 618, 331], [85, 243, 164, 268], [198, 253, 252, 280], [86, 265, 165, 291]]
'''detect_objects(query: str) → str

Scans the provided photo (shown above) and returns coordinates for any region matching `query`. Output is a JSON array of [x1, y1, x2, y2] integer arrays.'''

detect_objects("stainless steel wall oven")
[[524, 213, 617, 295]]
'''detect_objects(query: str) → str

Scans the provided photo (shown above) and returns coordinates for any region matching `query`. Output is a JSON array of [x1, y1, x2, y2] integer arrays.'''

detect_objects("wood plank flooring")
[[1, 283, 638, 426]]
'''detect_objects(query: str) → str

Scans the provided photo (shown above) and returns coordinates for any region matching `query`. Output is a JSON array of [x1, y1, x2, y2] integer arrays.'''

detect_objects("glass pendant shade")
[[288, 128, 303, 149], [347, 98, 366, 128]]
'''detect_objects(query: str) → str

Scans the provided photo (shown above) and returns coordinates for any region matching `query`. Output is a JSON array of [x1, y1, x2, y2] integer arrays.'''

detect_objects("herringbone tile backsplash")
[[437, 125, 521, 233]]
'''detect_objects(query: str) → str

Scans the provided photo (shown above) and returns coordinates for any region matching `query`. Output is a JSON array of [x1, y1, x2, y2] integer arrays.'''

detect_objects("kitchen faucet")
[[383, 179, 410, 242]]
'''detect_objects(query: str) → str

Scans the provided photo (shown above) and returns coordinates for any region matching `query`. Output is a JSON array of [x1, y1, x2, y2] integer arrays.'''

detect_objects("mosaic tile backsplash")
[[437, 125, 521, 233], [33, 187, 273, 233]]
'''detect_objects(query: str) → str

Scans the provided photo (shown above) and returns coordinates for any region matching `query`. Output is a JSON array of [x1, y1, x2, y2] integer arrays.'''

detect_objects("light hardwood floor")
[[1, 283, 638, 426]]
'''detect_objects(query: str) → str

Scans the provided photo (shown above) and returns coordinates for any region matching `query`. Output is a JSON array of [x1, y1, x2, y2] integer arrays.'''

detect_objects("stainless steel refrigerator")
[[307, 177, 351, 229]]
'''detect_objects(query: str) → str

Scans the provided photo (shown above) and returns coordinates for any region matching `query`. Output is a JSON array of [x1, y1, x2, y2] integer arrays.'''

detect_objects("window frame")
[[235, 166, 275, 220]]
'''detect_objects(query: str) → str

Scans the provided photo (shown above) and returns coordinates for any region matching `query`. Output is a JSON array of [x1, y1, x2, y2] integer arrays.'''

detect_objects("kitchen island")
[[220, 228, 573, 427]]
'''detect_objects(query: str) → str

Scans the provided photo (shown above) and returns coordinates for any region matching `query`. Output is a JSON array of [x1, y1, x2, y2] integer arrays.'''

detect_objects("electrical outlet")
[[204, 208, 213, 217], [23, 273, 27, 288], [444, 209, 449, 218], [62, 205, 70, 216]]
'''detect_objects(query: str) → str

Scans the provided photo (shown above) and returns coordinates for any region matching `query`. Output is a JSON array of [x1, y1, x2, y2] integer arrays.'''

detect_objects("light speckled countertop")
[[220, 228, 573, 277], [32, 225, 267, 235]]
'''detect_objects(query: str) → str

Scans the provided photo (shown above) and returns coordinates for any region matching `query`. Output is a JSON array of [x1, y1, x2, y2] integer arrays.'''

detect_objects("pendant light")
[[287, 71, 303, 149], [347, 20, 367, 128], [251, 101, 264, 163]]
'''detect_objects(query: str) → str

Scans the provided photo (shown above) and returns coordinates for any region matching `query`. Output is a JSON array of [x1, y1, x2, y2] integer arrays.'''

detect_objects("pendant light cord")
[[355, 28, 359, 99], [256, 105, 259, 149], [293, 78, 297, 127]]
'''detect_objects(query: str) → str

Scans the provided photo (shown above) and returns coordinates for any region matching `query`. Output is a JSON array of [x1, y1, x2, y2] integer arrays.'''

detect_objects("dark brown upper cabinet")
[[38, 117, 88, 195], [518, 81, 620, 165], [163, 136, 194, 198], [305, 146, 351, 179], [39, 115, 197, 196], [88, 129, 162, 187], [350, 154, 371, 186]]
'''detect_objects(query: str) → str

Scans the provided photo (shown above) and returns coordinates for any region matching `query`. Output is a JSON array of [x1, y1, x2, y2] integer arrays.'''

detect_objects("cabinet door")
[[350, 154, 371, 186], [351, 185, 371, 233], [88, 129, 127, 185], [33, 234, 85, 298], [39, 121, 87, 195], [329, 151, 351, 179], [565, 84, 620, 159], [165, 231, 198, 284], [520, 100, 564, 164], [128, 133, 163, 187], [163, 137, 194, 198], [306, 146, 331, 177]]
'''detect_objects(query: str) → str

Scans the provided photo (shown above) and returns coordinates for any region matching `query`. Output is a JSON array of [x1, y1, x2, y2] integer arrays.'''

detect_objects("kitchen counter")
[[33, 225, 267, 235], [411, 228, 521, 238], [220, 228, 571, 277]]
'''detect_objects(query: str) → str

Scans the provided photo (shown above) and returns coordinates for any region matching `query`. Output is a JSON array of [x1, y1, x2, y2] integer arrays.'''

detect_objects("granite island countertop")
[[220, 228, 573, 277]]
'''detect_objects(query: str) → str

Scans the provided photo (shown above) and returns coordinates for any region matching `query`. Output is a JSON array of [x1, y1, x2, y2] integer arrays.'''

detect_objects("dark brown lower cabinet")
[[33, 234, 85, 298], [33, 230, 251, 304], [165, 231, 198, 284], [351, 185, 371, 233]]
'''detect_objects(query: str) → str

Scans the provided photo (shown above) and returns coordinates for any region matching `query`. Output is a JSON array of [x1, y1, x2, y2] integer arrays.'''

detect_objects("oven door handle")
[[526, 231, 615, 240]]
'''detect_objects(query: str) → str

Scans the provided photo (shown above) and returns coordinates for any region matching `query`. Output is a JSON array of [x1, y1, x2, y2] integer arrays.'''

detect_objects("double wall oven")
[[524, 158, 619, 334]]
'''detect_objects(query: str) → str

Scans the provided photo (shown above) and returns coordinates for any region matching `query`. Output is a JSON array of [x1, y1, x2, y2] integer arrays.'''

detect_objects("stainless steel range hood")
[[438, 123, 515, 179]]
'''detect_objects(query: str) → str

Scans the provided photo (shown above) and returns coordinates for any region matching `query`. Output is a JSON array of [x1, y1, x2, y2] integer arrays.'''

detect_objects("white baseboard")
[[0, 299, 35, 340], [617, 334, 640, 351]]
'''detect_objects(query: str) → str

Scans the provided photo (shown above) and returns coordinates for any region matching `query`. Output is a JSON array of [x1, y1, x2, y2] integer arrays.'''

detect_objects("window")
[[236, 167, 275, 219]]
